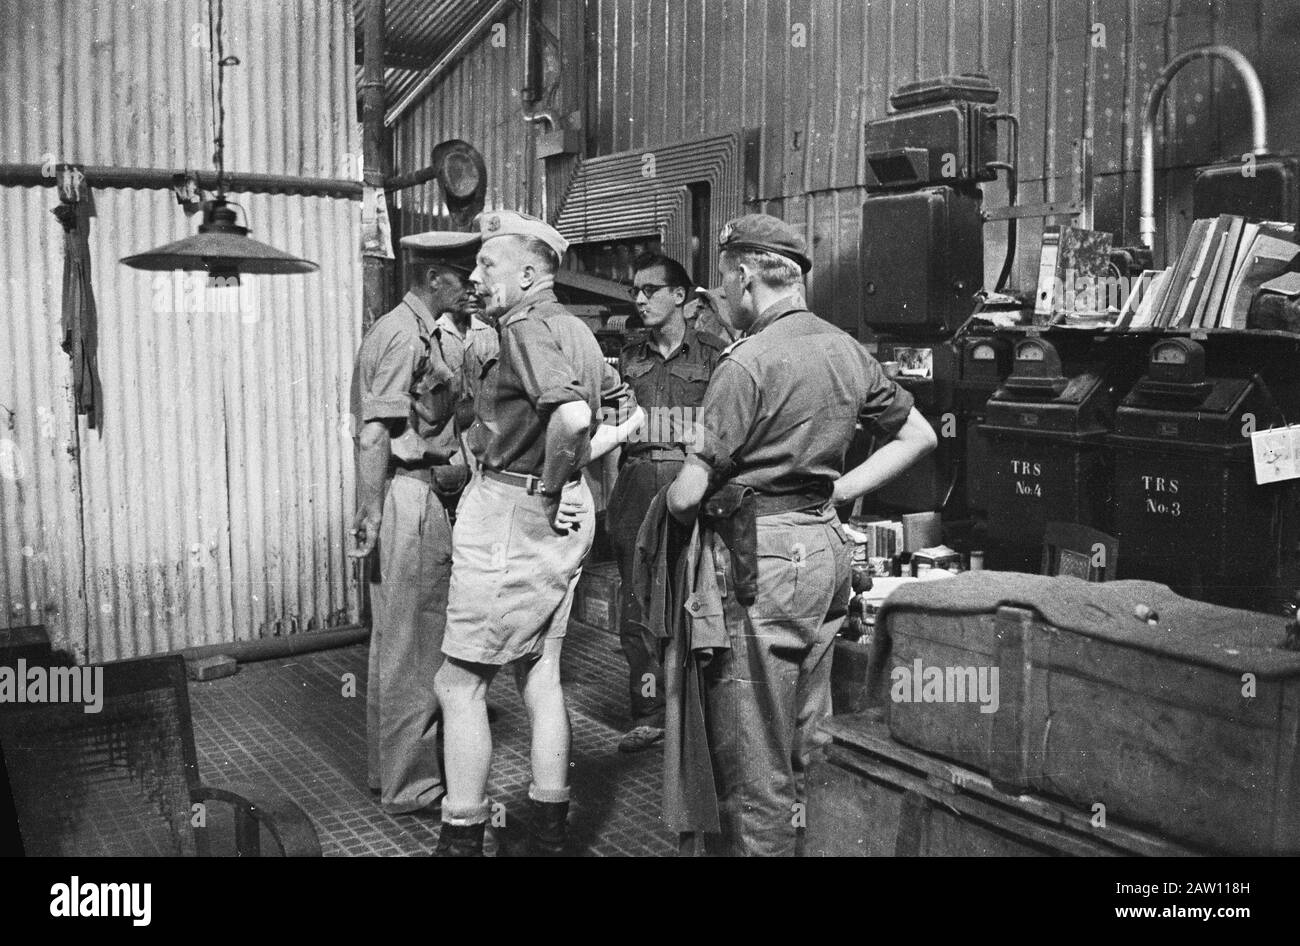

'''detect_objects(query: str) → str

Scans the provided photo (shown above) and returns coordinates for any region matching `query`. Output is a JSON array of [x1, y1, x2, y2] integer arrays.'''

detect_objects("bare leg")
[[514, 636, 569, 792], [435, 657, 498, 814]]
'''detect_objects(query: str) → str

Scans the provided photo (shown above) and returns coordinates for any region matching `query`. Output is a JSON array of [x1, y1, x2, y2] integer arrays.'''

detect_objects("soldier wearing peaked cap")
[[347, 228, 483, 819], [433, 210, 644, 856], [666, 213, 938, 856]]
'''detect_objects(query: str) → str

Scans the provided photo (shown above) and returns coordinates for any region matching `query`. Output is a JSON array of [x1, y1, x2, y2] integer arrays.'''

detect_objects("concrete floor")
[[187, 625, 675, 857]]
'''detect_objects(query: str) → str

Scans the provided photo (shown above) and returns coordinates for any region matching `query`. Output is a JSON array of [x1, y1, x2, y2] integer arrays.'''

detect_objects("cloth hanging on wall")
[[51, 174, 102, 430]]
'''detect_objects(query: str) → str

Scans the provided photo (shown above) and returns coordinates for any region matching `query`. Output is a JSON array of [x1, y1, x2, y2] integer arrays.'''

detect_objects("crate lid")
[[879, 571, 1300, 678]]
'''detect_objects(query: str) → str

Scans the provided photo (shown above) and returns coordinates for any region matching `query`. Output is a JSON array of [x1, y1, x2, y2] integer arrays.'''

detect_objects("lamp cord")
[[208, 0, 237, 199]]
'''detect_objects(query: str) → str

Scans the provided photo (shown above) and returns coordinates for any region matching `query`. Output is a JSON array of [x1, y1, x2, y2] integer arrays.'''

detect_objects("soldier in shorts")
[[433, 211, 642, 856]]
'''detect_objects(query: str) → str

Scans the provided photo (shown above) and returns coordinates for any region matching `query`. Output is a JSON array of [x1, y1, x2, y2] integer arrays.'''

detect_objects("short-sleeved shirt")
[[691, 295, 914, 496], [618, 324, 725, 456], [436, 311, 500, 397], [349, 291, 458, 453], [483, 286, 637, 477]]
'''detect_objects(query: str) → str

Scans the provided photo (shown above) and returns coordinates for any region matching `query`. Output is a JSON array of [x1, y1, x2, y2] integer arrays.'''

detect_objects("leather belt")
[[626, 447, 686, 463], [392, 461, 433, 483], [752, 491, 831, 517], [482, 468, 579, 495]]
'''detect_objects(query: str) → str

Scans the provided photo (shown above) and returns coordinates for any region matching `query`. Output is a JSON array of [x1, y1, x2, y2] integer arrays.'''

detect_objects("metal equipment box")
[[1108, 338, 1287, 602], [864, 76, 999, 189], [860, 186, 984, 336], [979, 337, 1114, 568]]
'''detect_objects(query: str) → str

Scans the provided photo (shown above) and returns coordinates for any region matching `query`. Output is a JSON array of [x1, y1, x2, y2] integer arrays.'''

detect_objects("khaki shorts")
[[442, 473, 596, 665]]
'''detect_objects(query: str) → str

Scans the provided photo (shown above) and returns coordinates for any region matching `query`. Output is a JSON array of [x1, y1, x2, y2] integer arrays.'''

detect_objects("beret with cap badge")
[[717, 213, 812, 273]]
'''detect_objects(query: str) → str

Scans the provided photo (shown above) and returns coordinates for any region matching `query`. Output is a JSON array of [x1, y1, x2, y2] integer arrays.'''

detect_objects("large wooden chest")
[[869, 572, 1300, 855], [807, 714, 1198, 857]]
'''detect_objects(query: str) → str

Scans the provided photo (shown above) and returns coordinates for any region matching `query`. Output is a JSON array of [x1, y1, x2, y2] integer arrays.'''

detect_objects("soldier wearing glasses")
[[608, 254, 726, 753]]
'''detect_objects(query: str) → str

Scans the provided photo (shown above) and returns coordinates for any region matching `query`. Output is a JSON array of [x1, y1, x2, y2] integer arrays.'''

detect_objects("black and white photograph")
[[0, 0, 1296, 907]]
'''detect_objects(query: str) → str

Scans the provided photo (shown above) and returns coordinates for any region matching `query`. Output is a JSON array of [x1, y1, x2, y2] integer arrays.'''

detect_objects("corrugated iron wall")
[[391, 0, 1300, 333], [581, 0, 1300, 332], [392, 0, 588, 226], [0, 0, 362, 662]]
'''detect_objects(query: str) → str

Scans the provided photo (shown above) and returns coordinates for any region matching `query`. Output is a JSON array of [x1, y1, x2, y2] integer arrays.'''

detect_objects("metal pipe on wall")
[[1139, 44, 1268, 251], [0, 164, 362, 199]]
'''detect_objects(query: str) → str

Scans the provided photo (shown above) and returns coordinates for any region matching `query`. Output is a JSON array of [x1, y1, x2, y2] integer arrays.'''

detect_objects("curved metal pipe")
[[521, 109, 558, 131], [1140, 44, 1267, 250], [989, 112, 1020, 292]]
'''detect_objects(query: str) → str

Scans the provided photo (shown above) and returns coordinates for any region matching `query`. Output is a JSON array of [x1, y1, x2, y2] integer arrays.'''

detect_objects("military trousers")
[[607, 456, 682, 727], [366, 472, 452, 814], [701, 503, 853, 856]]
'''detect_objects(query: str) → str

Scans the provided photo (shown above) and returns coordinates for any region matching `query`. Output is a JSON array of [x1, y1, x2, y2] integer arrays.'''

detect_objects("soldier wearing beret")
[[433, 210, 643, 856], [666, 213, 937, 856], [347, 230, 481, 817]]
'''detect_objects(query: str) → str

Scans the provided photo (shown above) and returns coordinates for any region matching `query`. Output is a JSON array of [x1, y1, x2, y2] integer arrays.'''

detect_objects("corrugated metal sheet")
[[1, 0, 363, 661], [0, 191, 88, 656], [0, 185, 362, 663], [1, 0, 357, 179], [351, 0, 501, 108], [390, 0, 591, 226], [392, 1, 532, 222], [571, 0, 1300, 331], [553, 133, 746, 284]]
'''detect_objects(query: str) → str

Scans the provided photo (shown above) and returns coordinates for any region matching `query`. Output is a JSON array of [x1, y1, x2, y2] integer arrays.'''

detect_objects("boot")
[[434, 821, 486, 857], [526, 798, 569, 857]]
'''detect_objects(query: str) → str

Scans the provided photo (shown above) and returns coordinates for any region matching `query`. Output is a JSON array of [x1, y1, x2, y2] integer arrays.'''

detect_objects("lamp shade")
[[120, 199, 318, 276]]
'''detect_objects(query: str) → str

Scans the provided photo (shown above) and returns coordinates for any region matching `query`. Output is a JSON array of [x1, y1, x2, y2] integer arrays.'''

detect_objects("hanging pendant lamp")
[[121, 198, 318, 280], [120, 0, 317, 282]]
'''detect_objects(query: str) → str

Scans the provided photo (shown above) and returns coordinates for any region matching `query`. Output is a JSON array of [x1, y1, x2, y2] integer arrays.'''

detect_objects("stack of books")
[[848, 517, 905, 561], [1118, 215, 1300, 330]]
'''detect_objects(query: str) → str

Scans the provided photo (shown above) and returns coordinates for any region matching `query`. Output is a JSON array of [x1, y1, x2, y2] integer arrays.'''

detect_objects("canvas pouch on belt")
[[703, 484, 758, 606]]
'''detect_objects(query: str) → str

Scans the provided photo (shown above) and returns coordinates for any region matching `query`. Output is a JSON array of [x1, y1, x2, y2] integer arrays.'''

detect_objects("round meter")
[[1147, 338, 1205, 383], [1007, 337, 1065, 391], [972, 343, 997, 361], [1151, 342, 1188, 365]]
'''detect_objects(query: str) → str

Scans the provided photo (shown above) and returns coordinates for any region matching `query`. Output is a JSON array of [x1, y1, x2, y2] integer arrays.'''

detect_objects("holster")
[[702, 483, 758, 607]]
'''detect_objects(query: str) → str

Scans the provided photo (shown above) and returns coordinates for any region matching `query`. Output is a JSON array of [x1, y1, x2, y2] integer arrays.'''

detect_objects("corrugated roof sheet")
[[353, 0, 504, 108]]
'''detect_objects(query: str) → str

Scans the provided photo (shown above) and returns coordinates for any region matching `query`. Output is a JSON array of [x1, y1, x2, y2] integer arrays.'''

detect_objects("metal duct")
[[553, 133, 744, 284]]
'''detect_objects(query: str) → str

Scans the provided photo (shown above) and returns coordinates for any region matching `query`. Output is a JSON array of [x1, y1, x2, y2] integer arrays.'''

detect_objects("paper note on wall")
[[1252, 425, 1300, 484]]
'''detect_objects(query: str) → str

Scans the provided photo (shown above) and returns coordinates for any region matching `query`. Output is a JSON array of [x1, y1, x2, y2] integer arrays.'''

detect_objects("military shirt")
[[436, 311, 500, 400], [349, 292, 458, 459], [618, 324, 725, 456], [691, 295, 914, 496], [684, 289, 740, 343], [483, 286, 637, 477]]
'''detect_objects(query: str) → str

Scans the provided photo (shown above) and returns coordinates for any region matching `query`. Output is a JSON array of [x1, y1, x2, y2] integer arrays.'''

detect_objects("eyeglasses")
[[629, 283, 672, 300]]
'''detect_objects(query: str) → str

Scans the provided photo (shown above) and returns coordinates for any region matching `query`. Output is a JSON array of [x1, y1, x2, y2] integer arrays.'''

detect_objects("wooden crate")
[[880, 597, 1300, 855], [806, 713, 1201, 857], [571, 561, 622, 633]]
